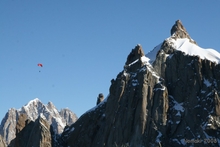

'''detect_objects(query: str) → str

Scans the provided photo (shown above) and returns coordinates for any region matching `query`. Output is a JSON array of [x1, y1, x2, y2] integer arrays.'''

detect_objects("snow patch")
[[176, 121, 180, 124], [128, 59, 139, 66], [173, 101, 184, 112], [15, 98, 71, 135], [201, 90, 206, 94], [40, 113, 46, 120], [180, 139, 186, 145], [128, 56, 150, 67], [176, 111, 181, 116], [132, 79, 139, 86], [207, 123, 212, 126], [156, 131, 162, 143], [141, 56, 150, 63], [24, 98, 41, 108], [186, 126, 190, 130], [167, 38, 220, 63], [172, 139, 181, 144], [56, 117, 65, 128], [70, 127, 75, 132], [154, 86, 166, 91], [146, 43, 162, 63], [204, 78, 212, 87]]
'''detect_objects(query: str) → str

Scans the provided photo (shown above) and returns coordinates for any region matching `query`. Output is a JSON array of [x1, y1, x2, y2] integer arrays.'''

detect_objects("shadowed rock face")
[[10, 114, 54, 147], [161, 50, 220, 147], [63, 44, 169, 147]]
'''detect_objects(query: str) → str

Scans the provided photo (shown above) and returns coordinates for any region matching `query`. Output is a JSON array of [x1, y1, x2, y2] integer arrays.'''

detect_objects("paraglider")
[[37, 63, 43, 67], [37, 63, 43, 72]]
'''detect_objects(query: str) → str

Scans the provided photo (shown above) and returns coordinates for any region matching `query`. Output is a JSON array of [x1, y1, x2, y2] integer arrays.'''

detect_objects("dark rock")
[[96, 93, 104, 105], [163, 49, 220, 146], [125, 44, 145, 65], [11, 114, 53, 147], [170, 20, 197, 44]]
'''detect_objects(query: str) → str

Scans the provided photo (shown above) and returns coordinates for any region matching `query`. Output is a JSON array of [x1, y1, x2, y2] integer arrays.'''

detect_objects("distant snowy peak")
[[0, 98, 78, 145], [19, 98, 77, 133], [22, 98, 41, 109], [25, 97, 41, 105]]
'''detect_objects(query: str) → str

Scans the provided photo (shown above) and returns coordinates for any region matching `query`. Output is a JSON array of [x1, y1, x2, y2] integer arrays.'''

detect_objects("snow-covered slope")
[[146, 37, 220, 64], [167, 38, 220, 63], [146, 43, 162, 63], [19, 98, 73, 133], [0, 98, 77, 145]]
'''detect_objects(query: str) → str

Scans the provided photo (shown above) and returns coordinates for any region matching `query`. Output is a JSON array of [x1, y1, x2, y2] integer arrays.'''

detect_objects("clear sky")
[[1, 1, 220, 121]]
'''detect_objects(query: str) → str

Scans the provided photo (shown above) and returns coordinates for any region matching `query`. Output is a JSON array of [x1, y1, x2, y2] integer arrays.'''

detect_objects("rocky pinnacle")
[[170, 20, 197, 44]]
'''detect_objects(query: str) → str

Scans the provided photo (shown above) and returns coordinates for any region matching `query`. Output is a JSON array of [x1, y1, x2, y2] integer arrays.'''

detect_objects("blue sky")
[[1, 1, 220, 120]]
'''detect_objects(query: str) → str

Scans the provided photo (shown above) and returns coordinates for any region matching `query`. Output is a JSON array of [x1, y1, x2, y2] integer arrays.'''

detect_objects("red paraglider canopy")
[[37, 63, 43, 67]]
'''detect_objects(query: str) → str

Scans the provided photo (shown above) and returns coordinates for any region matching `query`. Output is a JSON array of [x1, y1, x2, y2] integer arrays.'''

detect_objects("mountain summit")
[[0, 98, 77, 145], [62, 20, 220, 147], [170, 19, 196, 44]]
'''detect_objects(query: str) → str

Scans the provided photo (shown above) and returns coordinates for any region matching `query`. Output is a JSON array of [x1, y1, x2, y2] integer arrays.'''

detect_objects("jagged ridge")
[[0, 98, 77, 145]]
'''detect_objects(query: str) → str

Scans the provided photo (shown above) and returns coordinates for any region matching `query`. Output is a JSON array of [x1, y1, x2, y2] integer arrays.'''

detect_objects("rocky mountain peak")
[[0, 98, 77, 145], [47, 101, 55, 109], [96, 93, 104, 105], [170, 20, 197, 44], [59, 108, 78, 126], [125, 44, 145, 65], [26, 98, 41, 106], [60, 20, 220, 147]]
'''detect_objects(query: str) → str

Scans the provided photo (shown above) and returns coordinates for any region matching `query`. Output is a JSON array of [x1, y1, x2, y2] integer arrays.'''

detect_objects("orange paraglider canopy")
[[37, 63, 43, 67]]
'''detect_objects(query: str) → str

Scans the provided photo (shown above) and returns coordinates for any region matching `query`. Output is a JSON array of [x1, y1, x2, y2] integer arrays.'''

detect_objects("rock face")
[[0, 109, 18, 146], [64, 44, 168, 147], [61, 20, 220, 147], [0, 135, 6, 147], [10, 113, 54, 147], [0, 98, 77, 145], [170, 19, 197, 44]]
